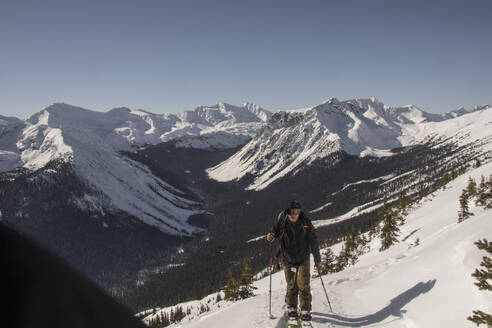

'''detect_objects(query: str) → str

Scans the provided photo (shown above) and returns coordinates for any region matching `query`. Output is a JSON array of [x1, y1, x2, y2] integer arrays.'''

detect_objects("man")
[[266, 201, 321, 322]]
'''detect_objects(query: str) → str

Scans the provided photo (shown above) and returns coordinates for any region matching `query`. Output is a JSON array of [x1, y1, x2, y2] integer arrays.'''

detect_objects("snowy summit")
[[207, 98, 492, 190], [0, 102, 271, 236]]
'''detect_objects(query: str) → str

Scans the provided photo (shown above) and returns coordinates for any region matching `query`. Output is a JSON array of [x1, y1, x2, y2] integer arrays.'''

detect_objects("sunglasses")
[[288, 208, 301, 215]]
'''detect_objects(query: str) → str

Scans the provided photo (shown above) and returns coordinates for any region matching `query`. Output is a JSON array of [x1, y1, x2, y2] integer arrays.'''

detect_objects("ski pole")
[[317, 267, 333, 312], [269, 249, 273, 318]]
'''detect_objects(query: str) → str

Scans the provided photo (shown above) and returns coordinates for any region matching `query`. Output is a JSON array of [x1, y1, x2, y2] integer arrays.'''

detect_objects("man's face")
[[287, 208, 300, 221]]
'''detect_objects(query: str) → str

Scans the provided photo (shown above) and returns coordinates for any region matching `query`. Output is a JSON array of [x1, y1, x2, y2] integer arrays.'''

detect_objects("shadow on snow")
[[311, 279, 436, 327]]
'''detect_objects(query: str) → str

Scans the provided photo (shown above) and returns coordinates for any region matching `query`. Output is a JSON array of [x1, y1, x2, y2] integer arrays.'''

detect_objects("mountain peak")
[[108, 107, 132, 114], [370, 96, 382, 103], [473, 104, 490, 111], [186, 101, 271, 125], [322, 97, 340, 105], [43, 103, 92, 113], [209, 97, 492, 191]]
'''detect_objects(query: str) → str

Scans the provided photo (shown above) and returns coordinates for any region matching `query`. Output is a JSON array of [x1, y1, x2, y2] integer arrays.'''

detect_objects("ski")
[[285, 314, 315, 327], [300, 320, 313, 327], [286, 316, 301, 328]]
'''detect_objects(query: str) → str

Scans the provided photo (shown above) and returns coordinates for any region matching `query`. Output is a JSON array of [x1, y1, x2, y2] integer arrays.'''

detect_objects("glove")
[[266, 232, 275, 243]]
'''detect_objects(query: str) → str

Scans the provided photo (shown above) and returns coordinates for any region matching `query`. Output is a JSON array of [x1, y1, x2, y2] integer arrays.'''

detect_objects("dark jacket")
[[271, 211, 321, 267]]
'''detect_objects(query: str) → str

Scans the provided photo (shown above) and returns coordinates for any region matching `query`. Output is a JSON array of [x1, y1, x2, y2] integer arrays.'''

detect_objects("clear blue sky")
[[1, 0, 491, 118]]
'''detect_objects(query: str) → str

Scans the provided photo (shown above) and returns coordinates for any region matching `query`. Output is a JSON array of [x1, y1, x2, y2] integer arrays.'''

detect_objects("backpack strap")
[[302, 216, 309, 230]]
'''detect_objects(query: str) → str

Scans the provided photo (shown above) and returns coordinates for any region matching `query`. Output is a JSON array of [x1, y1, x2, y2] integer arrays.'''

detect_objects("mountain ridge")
[[1, 98, 490, 231], [0, 101, 272, 235], [207, 98, 492, 190], [2, 97, 491, 310]]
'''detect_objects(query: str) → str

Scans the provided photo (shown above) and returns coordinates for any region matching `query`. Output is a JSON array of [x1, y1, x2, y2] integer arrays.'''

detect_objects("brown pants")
[[283, 258, 312, 311]]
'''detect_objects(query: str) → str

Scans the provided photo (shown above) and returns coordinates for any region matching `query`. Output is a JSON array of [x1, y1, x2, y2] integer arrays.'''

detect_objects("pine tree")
[[393, 193, 406, 226], [379, 198, 400, 251], [354, 228, 369, 258], [169, 308, 175, 324], [341, 227, 359, 266], [368, 217, 381, 240], [476, 176, 487, 207], [486, 175, 492, 209], [199, 303, 210, 314], [468, 239, 492, 327], [334, 251, 348, 272], [418, 183, 428, 199], [458, 189, 474, 223], [162, 312, 170, 327], [475, 175, 492, 209], [450, 170, 457, 180], [395, 208, 406, 226], [238, 258, 254, 299], [173, 306, 185, 322], [397, 190, 410, 215], [224, 270, 240, 301], [471, 239, 492, 291], [459, 165, 468, 175], [319, 248, 337, 275], [467, 177, 478, 197], [440, 173, 451, 190], [335, 232, 352, 271]]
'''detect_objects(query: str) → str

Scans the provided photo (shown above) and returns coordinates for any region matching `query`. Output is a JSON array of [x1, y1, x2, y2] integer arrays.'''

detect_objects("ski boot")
[[287, 305, 298, 318], [300, 310, 312, 321]]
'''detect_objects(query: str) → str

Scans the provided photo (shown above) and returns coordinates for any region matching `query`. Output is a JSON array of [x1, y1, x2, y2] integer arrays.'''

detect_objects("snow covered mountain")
[[208, 98, 492, 190], [141, 160, 492, 328], [2, 97, 491, 309], [0, 102, 271, 235], [0, 114, 25, 172], [167, 102, 271, 149]]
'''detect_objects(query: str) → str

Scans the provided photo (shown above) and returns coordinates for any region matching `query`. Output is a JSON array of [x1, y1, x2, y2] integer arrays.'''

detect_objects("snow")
[[247, 235, 266, 243], [2, 99, 491, 234], [18, 112, 74, 170], [0, 115, 27, 171], [338, 174, 395, 193], [208, 99, 492, 191], [313, 198, 386, 229], [309, 202, 332, 214], [143, 161, 492, 328], [0, 102, 272, 235]]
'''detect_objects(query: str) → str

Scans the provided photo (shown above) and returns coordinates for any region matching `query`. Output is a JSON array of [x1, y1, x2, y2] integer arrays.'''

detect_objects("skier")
[[266, 201, 322, 322]]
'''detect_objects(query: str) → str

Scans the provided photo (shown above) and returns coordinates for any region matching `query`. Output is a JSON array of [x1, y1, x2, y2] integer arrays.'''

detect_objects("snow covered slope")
[[142, 161, 492, 328], [166, 102, 271, 149], [147, 102, 270, 149], [207, 98, 492, 190], [0, 102, 270, 235], [0, 115, 25, 172]]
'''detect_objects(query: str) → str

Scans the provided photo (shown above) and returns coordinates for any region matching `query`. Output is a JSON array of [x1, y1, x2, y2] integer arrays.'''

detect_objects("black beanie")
[[287, 201, 301, 210]]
